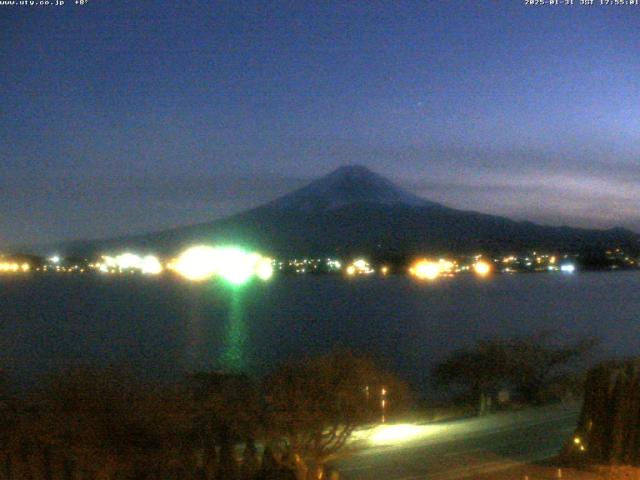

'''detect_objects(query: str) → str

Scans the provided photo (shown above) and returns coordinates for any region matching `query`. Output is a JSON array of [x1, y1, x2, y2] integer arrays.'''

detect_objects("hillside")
[[35, 166, 640, 258]]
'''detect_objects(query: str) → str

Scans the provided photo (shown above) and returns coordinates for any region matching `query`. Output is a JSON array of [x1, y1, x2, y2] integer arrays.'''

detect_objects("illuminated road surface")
[[334, 403, 580, 480]]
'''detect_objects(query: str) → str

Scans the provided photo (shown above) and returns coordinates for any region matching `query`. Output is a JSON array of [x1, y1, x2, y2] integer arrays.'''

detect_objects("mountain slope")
[[41, 166, 640, 257], [262, 165, 436, 211]]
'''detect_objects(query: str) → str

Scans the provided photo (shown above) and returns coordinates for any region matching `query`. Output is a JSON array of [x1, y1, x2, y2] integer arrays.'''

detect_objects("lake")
[[0, 271, 638, 394]]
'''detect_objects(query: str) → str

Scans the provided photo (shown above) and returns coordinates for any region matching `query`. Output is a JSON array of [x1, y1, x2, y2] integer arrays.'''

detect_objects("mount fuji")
[[45, 165, 640, 258], [263, 165, 435, 211]]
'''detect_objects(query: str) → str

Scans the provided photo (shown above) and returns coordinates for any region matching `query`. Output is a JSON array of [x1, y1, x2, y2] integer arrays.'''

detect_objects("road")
[[333, 403, 580, 480]]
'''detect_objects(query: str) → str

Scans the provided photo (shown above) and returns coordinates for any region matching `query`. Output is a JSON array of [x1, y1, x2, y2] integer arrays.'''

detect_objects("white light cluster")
[[98, 253, 163, 275], [346, 258, 374, 276], [171, 245, 273, 284]]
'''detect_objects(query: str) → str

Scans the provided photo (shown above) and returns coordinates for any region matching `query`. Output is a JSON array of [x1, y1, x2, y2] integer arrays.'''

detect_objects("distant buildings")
[[0, 246, 638, 279]]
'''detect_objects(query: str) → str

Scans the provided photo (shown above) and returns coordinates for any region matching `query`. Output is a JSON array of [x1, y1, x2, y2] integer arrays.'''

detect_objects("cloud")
[[2, 140, 639, 247], [277, 138, 640, 231], [398, 167, 640, 231]]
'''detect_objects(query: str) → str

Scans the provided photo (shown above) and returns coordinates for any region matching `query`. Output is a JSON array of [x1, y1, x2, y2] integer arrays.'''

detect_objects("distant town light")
[[410, 259, 440, 280], [473, 260, 492, 276], [102, 255, 117, 268], [256, 257, 274, 281], [141, 255, 163, 275], [115, 253, 142, 270], [346, 258, 374, 276], [174, 246, 219, 281], [438, 259, 455, 274], [353, 259, 367, 269], [560, 263, 576, 274], [49, 255, 61, 264], [0, 262, 22, 273], [215, 248, 259, 285], [173, 245, 272, 284]]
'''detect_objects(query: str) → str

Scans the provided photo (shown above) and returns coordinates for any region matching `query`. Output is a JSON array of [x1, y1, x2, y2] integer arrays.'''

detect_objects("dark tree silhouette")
[[184, 371, 262, 479], [564, 358, 640, 465], [240, 438, 260, 480], [216, 425, 239, 480], [433, 332, 596, 412], [263, 351, 409, 480], [0, 358, 408, 480], [0, 367, 196, 479]]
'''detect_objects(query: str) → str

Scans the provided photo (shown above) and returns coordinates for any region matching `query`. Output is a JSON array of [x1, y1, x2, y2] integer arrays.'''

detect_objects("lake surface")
[[1, 272, 638, 393]]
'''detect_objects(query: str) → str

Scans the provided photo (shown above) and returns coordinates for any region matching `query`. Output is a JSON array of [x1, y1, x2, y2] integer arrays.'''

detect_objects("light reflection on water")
[[0, 272, 638, 392]]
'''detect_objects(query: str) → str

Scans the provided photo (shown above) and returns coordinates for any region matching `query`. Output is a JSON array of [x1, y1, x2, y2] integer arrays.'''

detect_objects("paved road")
[[333, 403, 580, 480]]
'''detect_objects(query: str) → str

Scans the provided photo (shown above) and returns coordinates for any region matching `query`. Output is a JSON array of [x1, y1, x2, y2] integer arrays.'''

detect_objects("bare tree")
[[263, 351, 409, 480]]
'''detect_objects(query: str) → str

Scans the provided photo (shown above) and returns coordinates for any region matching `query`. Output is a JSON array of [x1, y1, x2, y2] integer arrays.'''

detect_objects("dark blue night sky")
[[2, 1, 639, 246]]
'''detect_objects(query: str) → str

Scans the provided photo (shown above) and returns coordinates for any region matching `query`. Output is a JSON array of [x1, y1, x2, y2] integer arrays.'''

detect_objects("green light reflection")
[[220, 288, 247, 371]]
